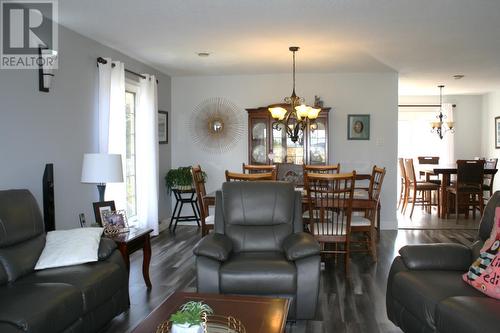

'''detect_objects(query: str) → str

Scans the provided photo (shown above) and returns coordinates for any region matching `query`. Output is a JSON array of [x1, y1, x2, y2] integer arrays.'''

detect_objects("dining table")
[[202, 174, 381, 233], [421, 164, 498, 218]]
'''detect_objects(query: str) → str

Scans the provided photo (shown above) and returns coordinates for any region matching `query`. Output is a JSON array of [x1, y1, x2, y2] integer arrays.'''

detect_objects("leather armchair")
[[194, 181, 321, 320], [386, 191, 500, 333]]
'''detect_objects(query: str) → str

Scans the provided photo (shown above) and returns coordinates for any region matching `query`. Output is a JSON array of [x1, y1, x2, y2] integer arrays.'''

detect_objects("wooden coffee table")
[[131, 292, 290, 333]]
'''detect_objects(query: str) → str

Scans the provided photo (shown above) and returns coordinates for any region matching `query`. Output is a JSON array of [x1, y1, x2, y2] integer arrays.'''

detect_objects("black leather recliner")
[[386, 191, 500, 333], [0, 190, 129, 333], [194, 181, 321, 320]]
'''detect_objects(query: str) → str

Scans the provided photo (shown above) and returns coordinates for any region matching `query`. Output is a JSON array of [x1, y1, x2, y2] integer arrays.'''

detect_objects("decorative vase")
[[171, 323, 203, 333]]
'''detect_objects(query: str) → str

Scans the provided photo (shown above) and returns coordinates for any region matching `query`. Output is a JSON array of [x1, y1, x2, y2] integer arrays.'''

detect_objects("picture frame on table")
[[102, 210, 129, 234], [158, 110, 168, 144], [347, 114, 370, 140], [93, 201, 116, 226], [495, 116, 500, 149]]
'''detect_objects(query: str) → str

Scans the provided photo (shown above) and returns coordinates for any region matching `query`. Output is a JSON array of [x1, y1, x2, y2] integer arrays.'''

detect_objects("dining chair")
[[446, 159, 485, 221], [417, 156, 440, 184], [398, 158, 407, 212], [304, 171, 356, 274], [225, 170, 277, 181], [483, 158, 498, 203], [350, 166, 386, 260], [303, 164, 340, 174], [403, 158, 440, 218], [242, 163, 277, 174], [191, 165, 214, 237]]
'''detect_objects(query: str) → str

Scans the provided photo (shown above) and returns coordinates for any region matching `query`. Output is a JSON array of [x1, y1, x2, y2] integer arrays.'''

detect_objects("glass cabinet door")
[[272, 122, 304, 165], [250, 118, 268, 164], [308, 118, 327, 165]]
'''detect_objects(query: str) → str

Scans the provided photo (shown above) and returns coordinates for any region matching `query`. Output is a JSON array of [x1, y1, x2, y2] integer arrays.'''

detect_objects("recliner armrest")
[[282, 232, 320, 261], [98, 238, 117, 260], [399, 243, 472, 271], [194, 233, 233, 261]]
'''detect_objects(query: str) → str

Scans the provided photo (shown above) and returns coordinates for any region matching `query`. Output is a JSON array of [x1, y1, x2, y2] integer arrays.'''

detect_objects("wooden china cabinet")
[[246, 104, 330, 165]]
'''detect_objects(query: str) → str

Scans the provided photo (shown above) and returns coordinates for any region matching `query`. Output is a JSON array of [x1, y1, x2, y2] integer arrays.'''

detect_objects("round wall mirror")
[[210, 119, 224, 133]]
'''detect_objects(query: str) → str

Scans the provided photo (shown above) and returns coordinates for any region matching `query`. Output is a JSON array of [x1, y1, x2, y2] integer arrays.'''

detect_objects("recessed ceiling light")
[[197, 52, 210, 57], [453, 74, 465, 80]]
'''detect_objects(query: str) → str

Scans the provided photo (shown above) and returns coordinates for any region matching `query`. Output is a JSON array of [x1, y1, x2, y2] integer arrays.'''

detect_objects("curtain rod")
[[96, 57, 159, 84], [399, 104, 456, 108]]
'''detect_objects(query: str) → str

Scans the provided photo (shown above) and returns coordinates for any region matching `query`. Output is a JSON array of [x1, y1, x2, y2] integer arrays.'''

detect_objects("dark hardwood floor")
[[104, 226, 477, 333]]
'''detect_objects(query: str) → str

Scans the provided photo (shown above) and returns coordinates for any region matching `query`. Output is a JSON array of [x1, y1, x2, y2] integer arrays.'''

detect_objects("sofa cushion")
[[0, 234, 45, 283], [0, 190, 44, 247], [0, 283, 82, 332], [436, 296, 500, 333], [220, 252, 296, 294], [35, 228, 103, 270], [19, 253, 124, 313], [392, 270, 484, 330]]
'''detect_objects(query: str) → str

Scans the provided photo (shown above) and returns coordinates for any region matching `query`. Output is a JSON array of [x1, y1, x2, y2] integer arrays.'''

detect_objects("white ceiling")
[[59, 0, 500, 95]]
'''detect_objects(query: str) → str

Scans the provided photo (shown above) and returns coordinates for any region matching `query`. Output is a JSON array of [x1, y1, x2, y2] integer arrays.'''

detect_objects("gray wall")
[[0, 25, 172, 229]]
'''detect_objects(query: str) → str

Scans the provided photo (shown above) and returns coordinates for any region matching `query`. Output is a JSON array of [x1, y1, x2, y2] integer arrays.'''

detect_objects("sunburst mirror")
[[189, 97, 244, 154]]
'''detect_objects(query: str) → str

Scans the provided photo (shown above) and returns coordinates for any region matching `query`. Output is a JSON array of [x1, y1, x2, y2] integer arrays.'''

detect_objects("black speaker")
[[43, 163, 55, 231]]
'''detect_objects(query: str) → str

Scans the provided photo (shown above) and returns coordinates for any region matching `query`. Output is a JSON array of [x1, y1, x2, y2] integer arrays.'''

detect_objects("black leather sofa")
[[0, 190, 129, 333], [386, 191, 500, 333], [194, 181, 321, 320]]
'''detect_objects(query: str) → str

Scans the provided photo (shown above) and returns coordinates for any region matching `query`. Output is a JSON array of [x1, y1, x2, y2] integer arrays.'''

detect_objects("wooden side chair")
[[350, 166, 386, 260], [403, 158, 440, 218], [483, 158, 498, 203], [242, 163, 277, 174], [417, 156, 440, 184], [398, 158, 407, 212], [304, 172, 356, 274], [225, 170, 276, 181], [446, 159, 485, 221], [191, 165, 214, 237]]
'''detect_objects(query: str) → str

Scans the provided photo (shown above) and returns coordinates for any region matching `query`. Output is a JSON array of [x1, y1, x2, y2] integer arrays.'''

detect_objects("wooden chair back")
[[225, 170, 276, 181], [191, 165, 214, 236], [403, 158, 417, 184], [456, 159, 485, 190], [398, 158, 406, 180], [303, 164, 340, 175], [417, 156, 439, 165], [304, 172, 356, 241], [242, 163, 277, 174]]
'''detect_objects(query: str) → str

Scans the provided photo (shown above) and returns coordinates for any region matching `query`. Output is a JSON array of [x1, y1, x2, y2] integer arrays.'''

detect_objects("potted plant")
[[165, 167, 194, 193], [169, 301, 213, 333], [165, 167, 207, 194]]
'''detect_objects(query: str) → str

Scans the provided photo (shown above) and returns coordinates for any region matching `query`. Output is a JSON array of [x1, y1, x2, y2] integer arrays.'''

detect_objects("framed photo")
[[495, 116, 500, 149], [93, 201, 116, 226], [158, 110, 168, 144], [347, 114, 370, 140]]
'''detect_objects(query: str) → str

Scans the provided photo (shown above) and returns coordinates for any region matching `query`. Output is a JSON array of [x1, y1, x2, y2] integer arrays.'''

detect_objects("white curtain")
[[97, 59, 126, 209], [136, 75, 159, 235]]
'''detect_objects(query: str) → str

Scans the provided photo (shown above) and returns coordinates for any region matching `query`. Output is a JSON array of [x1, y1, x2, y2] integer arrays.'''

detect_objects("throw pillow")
[[463, 207, 500, 299], [35, 227, 104, 270]]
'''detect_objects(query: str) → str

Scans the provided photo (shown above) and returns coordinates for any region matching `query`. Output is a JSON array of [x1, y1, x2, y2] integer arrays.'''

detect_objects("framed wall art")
[[158, 110, 168, 144], [495, 116, 500, 149], [347, 114, 370, 140]]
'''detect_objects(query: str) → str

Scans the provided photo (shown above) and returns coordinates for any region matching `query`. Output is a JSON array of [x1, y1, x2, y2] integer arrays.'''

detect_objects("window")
[[125, 87, 137, 220]]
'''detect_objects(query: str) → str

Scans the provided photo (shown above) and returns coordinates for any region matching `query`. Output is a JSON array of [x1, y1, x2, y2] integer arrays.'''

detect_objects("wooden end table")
[[105, 227, 153, 289], [131, 292, 289, 333]]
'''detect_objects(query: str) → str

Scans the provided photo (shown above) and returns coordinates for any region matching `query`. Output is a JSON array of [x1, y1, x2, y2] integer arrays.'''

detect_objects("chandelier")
[[268, 46, 321, 143], [430, 85, 455, 139]]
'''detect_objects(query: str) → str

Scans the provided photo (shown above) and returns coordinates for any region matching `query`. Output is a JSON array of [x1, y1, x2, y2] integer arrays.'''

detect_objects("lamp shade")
[[81, 153, 124, 184]]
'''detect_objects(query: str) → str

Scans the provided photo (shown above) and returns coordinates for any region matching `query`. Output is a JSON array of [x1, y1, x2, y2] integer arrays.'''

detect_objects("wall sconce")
[[38, 46, 55, 92]]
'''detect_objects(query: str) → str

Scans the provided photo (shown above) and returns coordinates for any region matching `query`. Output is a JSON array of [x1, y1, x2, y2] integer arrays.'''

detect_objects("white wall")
[[399, 94, 483, 159], [0, 25, 172, 229], [481, 91, 500, 192], [172, 73, 399, 229]]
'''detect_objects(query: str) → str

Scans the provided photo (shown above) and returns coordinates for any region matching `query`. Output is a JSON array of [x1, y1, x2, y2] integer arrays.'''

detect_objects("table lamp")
[[81, 153, 124, 202]]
